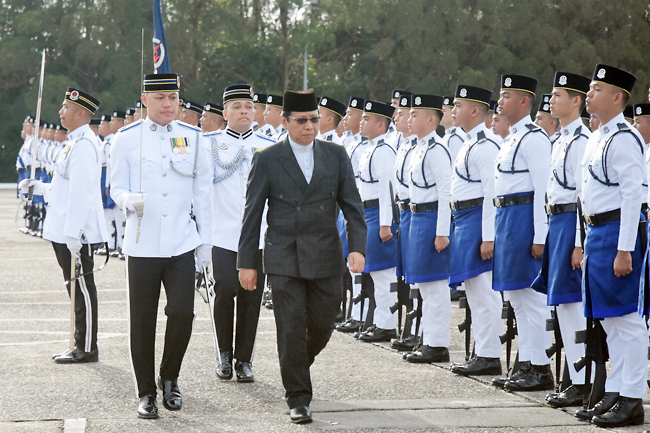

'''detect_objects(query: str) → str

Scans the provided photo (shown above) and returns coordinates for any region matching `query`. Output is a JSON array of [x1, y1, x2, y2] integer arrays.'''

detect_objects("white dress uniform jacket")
[[358, 133, 395, 226], [110, 119, 212, 257], [442, 126, 465, 163], [316, 129, 343, 145]]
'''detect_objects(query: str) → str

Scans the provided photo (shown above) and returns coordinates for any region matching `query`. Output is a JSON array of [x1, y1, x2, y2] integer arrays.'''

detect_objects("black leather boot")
[[575, 392, 619, 420], [591, 396, 644, 427], [492, 361, 531, 389], [504, 363, 554, 391]]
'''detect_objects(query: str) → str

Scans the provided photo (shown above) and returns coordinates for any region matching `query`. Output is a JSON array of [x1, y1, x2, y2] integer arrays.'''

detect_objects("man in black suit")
[[238, 89, 367, 424]]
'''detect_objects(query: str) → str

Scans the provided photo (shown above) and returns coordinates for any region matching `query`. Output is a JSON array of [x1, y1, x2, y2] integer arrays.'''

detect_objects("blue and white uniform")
[[442, 126, 465, 164]]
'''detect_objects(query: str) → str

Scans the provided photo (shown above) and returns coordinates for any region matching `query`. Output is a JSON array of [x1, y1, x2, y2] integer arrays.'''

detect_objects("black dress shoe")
[[406, 345, 450, 363], [451, 356, 502, 376], [235, 361, 255, 382], [157, 377, 182, 411], [575, 392, 619, 420], [358, 327, 397, 342], [546, 384, 585, 408], [492, 361, 531, 388], [54, 347, 98, 364], [216, 351, 233, 380], [591, 396, 644, 427], [137, 394, 159, 419], [52, 348, 72, 360], [336, 319, 363, 333], [504, 363, 554, 391], [390, 335, 417, 351], [290, 406, 312, 424]]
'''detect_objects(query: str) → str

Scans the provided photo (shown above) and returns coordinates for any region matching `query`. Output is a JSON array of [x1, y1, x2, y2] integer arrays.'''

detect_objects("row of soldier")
[[14, 64, 650, 428]]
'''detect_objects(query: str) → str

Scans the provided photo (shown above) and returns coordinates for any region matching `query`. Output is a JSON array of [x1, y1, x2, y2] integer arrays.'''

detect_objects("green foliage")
[[1, 0, 650, 181]]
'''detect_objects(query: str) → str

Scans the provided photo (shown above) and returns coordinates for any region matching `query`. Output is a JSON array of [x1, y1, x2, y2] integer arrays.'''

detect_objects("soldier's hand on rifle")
[[66, 236, 82, 258], [480, 241, 494, 260], [571, 247, 583, 270], [531, 243, 544, 259], [348, 252, 365, 273], [379, 225, 393, 242], [18, 179, 45, 195], [613, 250, 633, 277], [239, 268, 258, 291], [434, 236, 449, 252]]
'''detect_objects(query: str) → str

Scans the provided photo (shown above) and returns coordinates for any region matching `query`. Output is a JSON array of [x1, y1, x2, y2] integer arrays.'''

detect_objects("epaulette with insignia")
[[617, 123, 631, 132], [376, 139, 385, 146], [254, 132, 275, 142], [177, 121, 202, 132], [572, 126, 583, 137], [525, 124, 542, 132], [428, 137, 437, 146], [476, 131, 487, 143], [118, 119, 143, 133]]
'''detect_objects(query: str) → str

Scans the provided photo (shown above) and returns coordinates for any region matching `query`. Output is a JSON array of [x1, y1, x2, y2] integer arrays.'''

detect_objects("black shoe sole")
[[291, 417, 313, 424], [236, 376, 255, 383], [452, 368, 502, 376], [591, 416, 644, 427], [137, 412, 159, 419]]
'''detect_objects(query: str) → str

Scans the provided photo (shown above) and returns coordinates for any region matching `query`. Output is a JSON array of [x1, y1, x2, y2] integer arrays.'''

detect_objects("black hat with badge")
[[363, 100, 397, 119], [500, 74, 538, 95], [634, 103, 650, 118], [125, 107, 136, 116], [283, 89, 318, 112], [100, 114, 110, 122], [318, 96, 346, 118], [204, 102, 224, 118], [411, 94, 444, 112], [392, 90, 409, 101], [223, 84, 253, 103], [591, 64, 636, 95], [489, 100, 499, 113], [624, 105, 634, 122], [454, 85, 492, 106], [538, 94, 552, 114], [182, 100, 202, 115], [266, 94, 283, 108], [111, 110, 126, 120], [143, 73, 180, 93], [348, 96, 364, 111], [90, 118, 101, 126], [553, 72, 591, 94], [253, 93, 267, 104], [399, 93, 412, 109], [65, 87, 101, 115], [442, 96, 454, 108], [135, 100, 145, 109]]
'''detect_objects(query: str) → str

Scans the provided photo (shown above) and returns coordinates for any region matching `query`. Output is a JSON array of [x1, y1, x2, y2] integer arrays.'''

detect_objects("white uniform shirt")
[[358, 133, 396, 226], [316, 129, 343, 145], [272, 124, 286, 141], [494, 115, 551, 244], [408, 130, 452, 236], [110, 118, 212, 257], [581, 113, 644, 251], [42, 124, 108, 244], [208, 127, 274, 252], [442, 126, 465, 163], [347, 135, 369, 190], [16, 136, 32, 170], [451, 123, 500, 241], [393, 134, 418, 201], [343, 131, 361, 150], [259, 123, 274, 138]]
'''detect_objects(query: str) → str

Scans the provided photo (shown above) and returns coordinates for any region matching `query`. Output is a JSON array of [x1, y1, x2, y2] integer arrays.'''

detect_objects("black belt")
[[493, 193, 534, 208], [410, 201, 439, 213], [363, 199, 379, 209], [545, 203, 577, 215], [397, 199, 410, 212], [451, 197, 484, 211], [583, 209, 621, 226]]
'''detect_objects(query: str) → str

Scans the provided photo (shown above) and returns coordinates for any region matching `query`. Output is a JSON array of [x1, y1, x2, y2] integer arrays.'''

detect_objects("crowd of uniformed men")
[[13, 62, 650, 428]]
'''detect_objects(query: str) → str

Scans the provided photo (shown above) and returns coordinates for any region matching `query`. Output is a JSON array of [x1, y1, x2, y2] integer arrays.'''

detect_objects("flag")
[[153, 0, 170, 73]]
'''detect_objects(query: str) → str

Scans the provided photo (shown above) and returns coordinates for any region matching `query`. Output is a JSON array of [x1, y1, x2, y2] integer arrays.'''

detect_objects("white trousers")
[[556, 302, 587, 384], [601, 312, 648, 398], [113, 207, 126, 250], [508, 287, 552, 365], [369, 268, 397, 330], [419, 280, 451, 347], [104, 208, 115, 248], [349, 271, 369, 321], [464, 272, 503, 358]]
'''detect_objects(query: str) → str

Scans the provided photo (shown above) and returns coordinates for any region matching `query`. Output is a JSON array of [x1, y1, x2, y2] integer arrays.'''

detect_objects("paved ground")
[[0, 187, 648, 432]]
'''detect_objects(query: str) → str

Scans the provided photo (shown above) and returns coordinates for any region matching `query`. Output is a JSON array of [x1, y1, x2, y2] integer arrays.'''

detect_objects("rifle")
[[499, 299, 517, 373], [574, 199, 607, 409], [458, 296, 473, 361], [25, 50, 46, 230], [353, 273, 375, 332], [388, 181, 412, 337], [545, 307, 570, 392]]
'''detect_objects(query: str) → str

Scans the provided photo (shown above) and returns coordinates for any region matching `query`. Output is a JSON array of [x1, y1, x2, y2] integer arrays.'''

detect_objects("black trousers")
[[268, 274, 342, 409], [52, 242, 98, 352], [127, 251, 195, 398], [212, 247, 264, 362]]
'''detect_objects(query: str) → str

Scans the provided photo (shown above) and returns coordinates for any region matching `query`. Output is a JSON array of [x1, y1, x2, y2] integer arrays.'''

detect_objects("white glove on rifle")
[[66, 236, 82, 258], [18, 179, 46, 196], [125, 191, 147, 212], [195, 244, 213, 270]]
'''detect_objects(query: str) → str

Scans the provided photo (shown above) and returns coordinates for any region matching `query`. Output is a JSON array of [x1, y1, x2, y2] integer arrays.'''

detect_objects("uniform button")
[[163, 192, 167, 196], [163, 213, 167, 217], [163, 172, 167, 177], [161, 135, 165, 139], [162, 154, 167, 158], [297, 206, 301, 211]]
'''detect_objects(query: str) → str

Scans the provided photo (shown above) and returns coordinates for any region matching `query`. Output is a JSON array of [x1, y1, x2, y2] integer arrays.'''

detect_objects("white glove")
[[196, 244, 213, 269], [126, 191, 147, 212], [18, 179, 45, 195], [66, 236, 82, 258]]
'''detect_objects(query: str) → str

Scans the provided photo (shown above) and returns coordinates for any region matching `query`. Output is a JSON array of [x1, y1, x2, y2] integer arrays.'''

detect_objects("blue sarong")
[[363, 206, 397, 272], [337, 211, 349, 258], [406, 209, 451, 284], [449, 205, 492, 285]]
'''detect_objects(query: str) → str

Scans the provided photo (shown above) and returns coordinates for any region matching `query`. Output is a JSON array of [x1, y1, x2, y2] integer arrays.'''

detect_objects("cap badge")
[[268, 96, 273, 103], [415, 97, 421, 106], [544, 96, 550, 103], [365, 102, 372, 110], [253, 95, 258, 102], [444, 98, 449, 105], [113, 111, 118, 116], [70, 90, 79, 101], [205, 104, 211, 111], [351, 100, 357, 107], [459, 88, 467, 97], [504, 77, 512, 87], [321, 98, 328, 106], [400, 97, 407, 106], [185, 102, 191, 108], [558, 75, 567, 85], [543, 104, 549, 111], [393, 91, 399, 98], [597, 68, 606, 79], [637, 106, 643, 115]]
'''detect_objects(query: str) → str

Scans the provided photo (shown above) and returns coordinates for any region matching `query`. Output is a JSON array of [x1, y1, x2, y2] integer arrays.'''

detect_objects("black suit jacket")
[[237, 138, 366, 279]]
